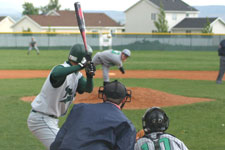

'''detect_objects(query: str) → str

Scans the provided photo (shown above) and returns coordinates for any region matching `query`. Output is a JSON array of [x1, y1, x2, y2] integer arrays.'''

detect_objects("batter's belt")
[[32, 109, 58, 119]]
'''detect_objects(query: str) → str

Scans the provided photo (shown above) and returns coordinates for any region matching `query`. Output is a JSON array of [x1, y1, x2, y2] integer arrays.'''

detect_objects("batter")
[[27, 44, 95, 150]]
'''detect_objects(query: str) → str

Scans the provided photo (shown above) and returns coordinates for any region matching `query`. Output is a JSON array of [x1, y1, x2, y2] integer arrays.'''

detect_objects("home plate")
[[109, 72, 116, 76]]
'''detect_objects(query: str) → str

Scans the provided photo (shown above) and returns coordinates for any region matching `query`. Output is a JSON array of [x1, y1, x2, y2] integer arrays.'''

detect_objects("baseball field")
[[0, 49, 225, 150]]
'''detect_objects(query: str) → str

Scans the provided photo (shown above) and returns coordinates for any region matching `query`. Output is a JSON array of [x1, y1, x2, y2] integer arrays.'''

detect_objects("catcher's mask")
[[142, 107, 169, 134], [68, 44, 93, 63], [98, 80, 131, 109]]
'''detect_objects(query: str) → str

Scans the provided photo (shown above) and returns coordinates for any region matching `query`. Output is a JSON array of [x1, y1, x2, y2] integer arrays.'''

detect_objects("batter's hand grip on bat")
[[74, 2, 95, 76]]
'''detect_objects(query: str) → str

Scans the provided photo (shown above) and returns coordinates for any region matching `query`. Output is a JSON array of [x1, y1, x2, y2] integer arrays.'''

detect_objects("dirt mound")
[[21, 87, 212, 109]]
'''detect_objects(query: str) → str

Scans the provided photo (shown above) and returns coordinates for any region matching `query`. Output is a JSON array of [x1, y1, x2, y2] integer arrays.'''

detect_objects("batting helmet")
[[142, 107, 169, 134], [98, 80, 131, 109], [68, 44, 93, 63]]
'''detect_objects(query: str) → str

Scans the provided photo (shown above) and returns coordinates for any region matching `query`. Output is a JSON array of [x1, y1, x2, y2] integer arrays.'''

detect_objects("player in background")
[[27, 44, 95, 150], [92, 49, 131, 86], [135, 107, 188, 150], [216, 39, 225, 84], [27, 37, 40, 55], [50, 80, 136, 150]]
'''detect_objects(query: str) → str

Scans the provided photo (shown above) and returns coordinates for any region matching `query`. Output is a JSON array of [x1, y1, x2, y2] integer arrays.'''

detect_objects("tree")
[[22, 2, 39, 15], [154, 4, 169, 33], [201, 18, 213, 33], [40, 0, 61, 14]]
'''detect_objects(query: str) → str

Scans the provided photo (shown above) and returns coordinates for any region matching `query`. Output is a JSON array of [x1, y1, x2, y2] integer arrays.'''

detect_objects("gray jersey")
[[31, 62, 82, 117], [135, 132, 188, 150], [30, 40, 36, 47], [92, 49, 123, 68]]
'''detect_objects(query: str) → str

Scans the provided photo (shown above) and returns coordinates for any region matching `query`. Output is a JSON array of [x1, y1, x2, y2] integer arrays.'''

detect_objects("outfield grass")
[[0, 49, 224, 150], [0, 49, 219, 70]]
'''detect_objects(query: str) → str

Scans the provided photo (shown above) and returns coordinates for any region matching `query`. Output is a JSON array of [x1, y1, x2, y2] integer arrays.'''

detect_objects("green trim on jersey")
[[159, 138, 171, 150], [111, 50, 121, 55], [141, 143, 149, 150]]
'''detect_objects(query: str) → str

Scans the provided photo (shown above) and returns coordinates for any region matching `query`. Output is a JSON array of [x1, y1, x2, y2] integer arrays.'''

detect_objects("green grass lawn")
[[0, 49, 224, 150], [0, 49, 219, 70], [0, 78, 225, 150]]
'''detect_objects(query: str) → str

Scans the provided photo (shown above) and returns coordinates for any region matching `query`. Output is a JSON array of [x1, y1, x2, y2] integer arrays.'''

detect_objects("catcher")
[[92, 49, 131, 86], [50, 80, 136, 150], [27, 44, 95, 150], [135, 107, 188, 150]]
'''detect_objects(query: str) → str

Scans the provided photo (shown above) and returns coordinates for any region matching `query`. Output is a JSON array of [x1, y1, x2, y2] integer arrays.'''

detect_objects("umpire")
[[50, 80, 136, 150], [216, 39, 225, 84]]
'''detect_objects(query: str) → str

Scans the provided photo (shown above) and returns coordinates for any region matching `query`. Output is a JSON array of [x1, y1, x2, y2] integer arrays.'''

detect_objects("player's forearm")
[[51, 65, 82, 79], [84, 77, 93, 93], [77, 76, 93, 94]]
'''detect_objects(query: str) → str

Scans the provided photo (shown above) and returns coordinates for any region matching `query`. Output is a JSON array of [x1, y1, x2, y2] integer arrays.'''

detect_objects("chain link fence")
[[0, 32, 224, 51]]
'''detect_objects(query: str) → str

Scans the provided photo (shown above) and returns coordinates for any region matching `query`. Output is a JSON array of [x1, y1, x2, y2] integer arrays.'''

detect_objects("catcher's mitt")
[[136, 129, 145, 141]]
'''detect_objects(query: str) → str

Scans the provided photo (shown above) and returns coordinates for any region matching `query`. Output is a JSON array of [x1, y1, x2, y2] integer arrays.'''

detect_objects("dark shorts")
[[30, 42, 36, 47]]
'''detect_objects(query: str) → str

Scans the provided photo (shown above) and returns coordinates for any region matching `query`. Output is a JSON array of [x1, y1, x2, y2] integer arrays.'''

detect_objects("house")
[[12, 10, 123, 33], [172, 17, 225, 34], [125, 0, 199, 33], [0, 16, 15, 32]]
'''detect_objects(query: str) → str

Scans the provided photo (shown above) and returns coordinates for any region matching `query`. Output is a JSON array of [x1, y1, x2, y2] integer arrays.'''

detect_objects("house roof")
[[149, 0, 198, 11], [0, 16, 16, 23], [0, 16, 6, 22], [27, 11, 121, 27], [173, 17, 218, 28]]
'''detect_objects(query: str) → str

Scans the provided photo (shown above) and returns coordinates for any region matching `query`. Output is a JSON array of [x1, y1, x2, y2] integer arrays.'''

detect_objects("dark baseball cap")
[[220, 39, 225, 48], [104, 80, 127, 101]]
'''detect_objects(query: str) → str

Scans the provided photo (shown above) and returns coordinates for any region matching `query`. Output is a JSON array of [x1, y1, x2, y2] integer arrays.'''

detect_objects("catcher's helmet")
[[68, 44, 93, 63], [142, 107, 169, 134], [98, 80, 131, 109]]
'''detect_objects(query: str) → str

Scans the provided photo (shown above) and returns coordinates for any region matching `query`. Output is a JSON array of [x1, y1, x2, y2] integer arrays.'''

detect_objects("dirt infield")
[[0, 70, 219, 80], [1, 70, 215, 109]]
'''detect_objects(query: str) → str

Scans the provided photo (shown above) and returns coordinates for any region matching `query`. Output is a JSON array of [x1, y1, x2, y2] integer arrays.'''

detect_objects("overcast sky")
[[1, 0, 225, 12]]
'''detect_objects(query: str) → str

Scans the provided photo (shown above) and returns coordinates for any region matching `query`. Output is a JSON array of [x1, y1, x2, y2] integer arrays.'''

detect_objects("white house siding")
[[212, 20, 225, 34], [125, 0, 199, 33], [172, 28, 201, 33], [86, 27, 123, 33], [166, 11, 198, 31], [42, 27, 123, 33], [0, 17, 15, 32], [13, 18, 42, 32], [42, 27, 79, 33], [125, 0, 159, 33]]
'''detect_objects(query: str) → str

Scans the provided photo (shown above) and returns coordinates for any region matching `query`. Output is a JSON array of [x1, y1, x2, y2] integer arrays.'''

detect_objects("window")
[[151, 13, 156, 21], [186, 13, 189, 17], [172, 14, 177, 20]]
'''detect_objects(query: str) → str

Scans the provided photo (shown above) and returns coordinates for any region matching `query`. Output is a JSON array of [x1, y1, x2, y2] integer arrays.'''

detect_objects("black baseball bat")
[[74, 2, 91, 60], [74, 2, 94, 75]]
